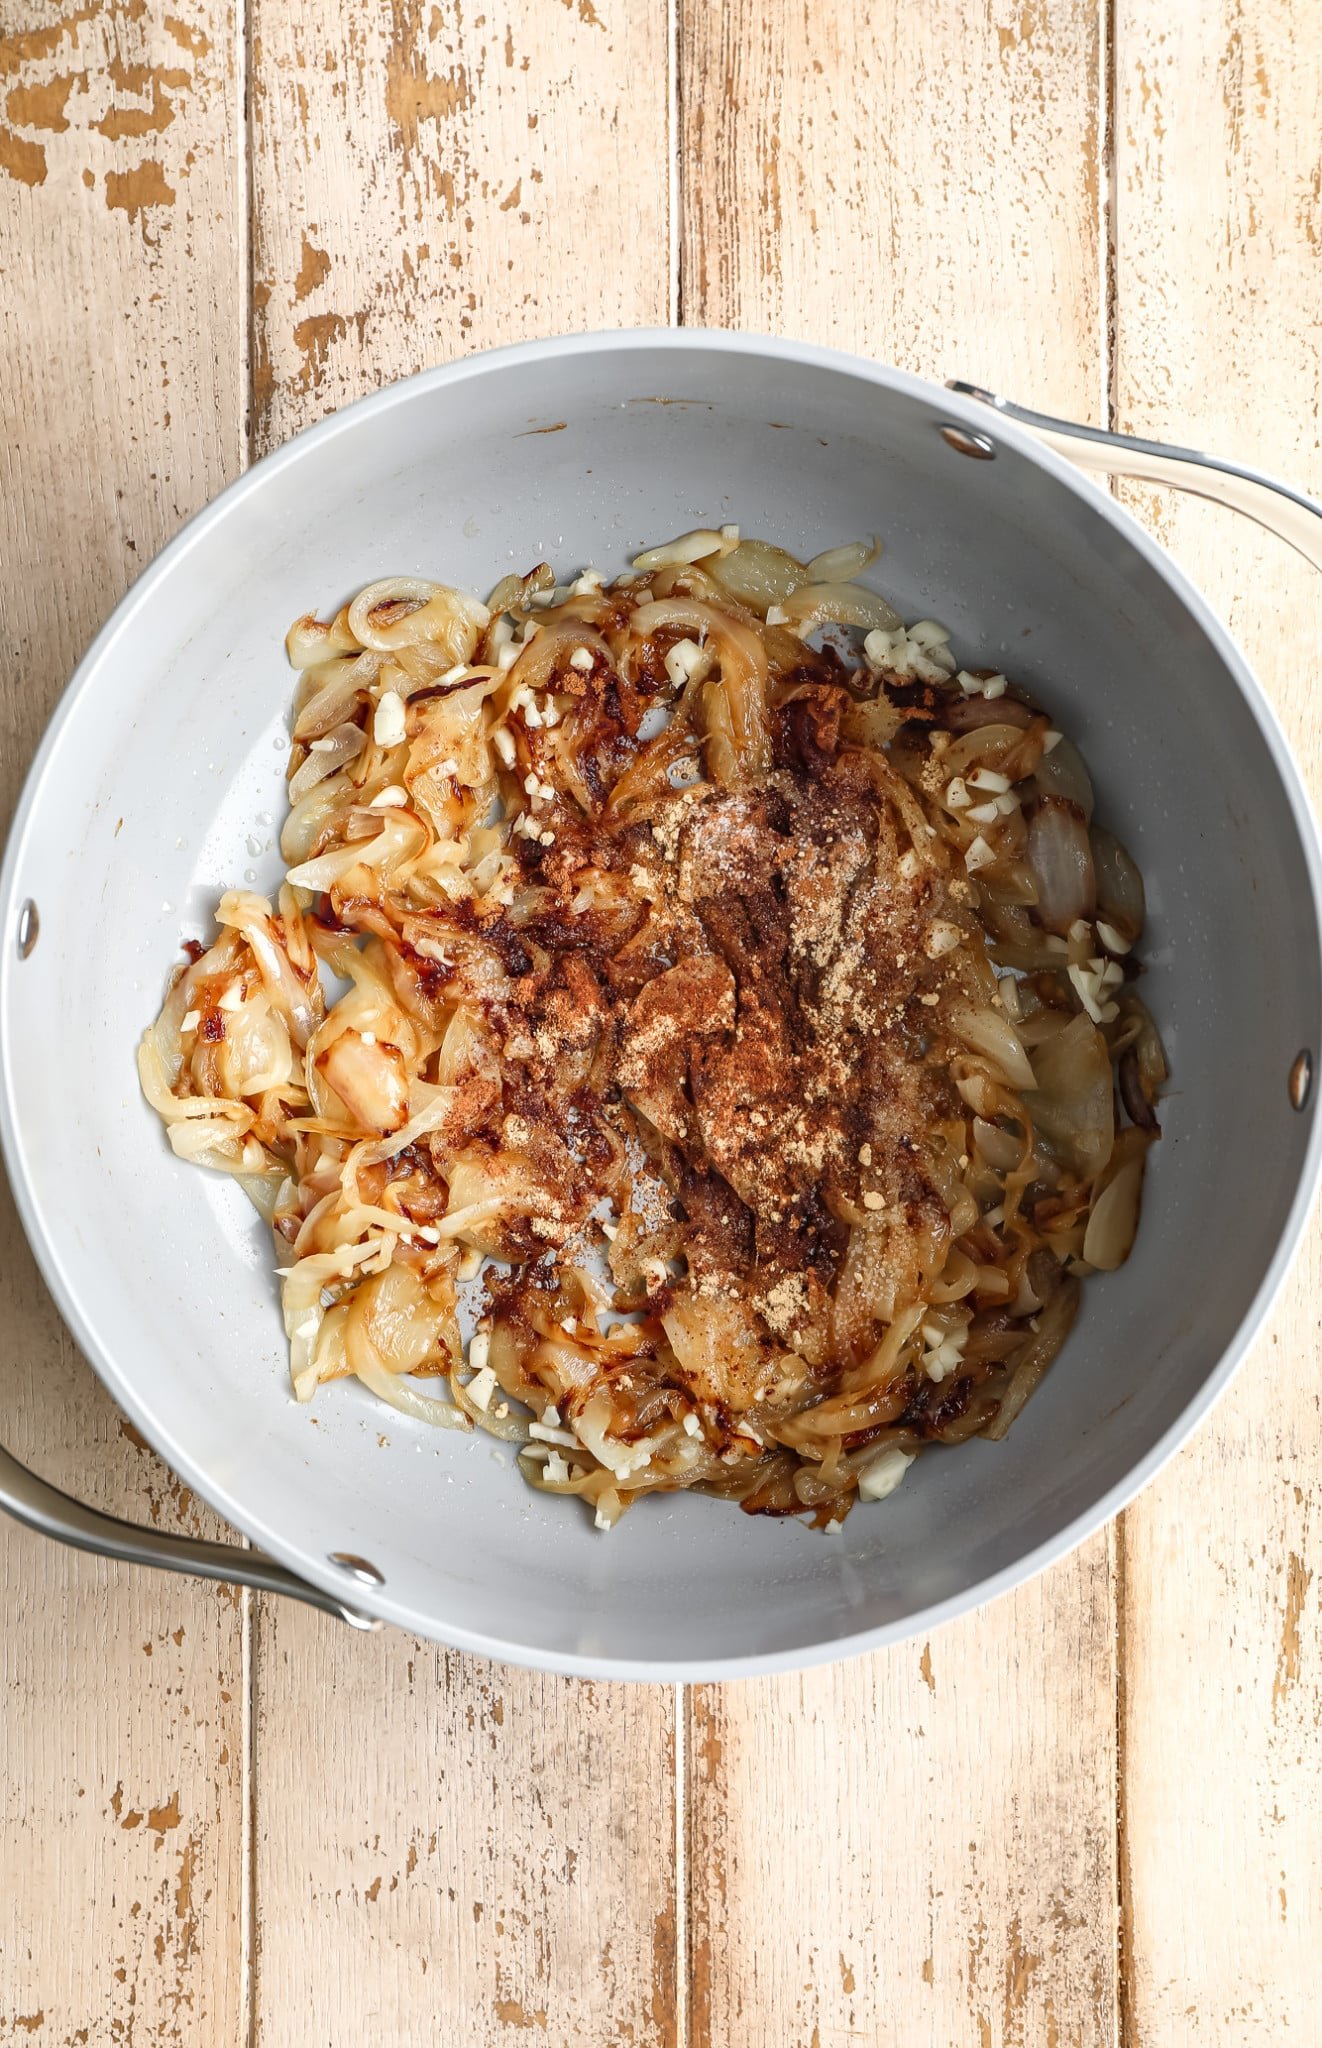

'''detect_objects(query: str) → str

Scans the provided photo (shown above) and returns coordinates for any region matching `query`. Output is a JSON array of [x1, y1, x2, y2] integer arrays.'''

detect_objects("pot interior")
[[3, 335, 1318, 1671]]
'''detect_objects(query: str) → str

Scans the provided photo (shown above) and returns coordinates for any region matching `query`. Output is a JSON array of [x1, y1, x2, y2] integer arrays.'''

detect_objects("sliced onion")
[[781, 582, 902, 633], [347, 577, 490, 656], [941, 722, 1039, 781], [138, 1035, 251, 1130], [501, 617, 609, 697], [1025, 1013, 1114, 1177], [353, 1356, 472, 1429], [707, 538, 805, 612], [1027, 797, 1095, 935], [950, 1062, 1002, 1119], [1114, 995, 1167, 1129], [1119, 1049, 1159, 1133], [163, 1115, 249, 1167], [804, 537, 879, 583], [281, 774, 349, 866], [1091, 826, 1145, 944], [632, 529, 732, 571], [345, 1262, 450, 1376], [978, 860, 1040, 909], [355, 1080, 463, 1166], [948, 1006, 1037, 1091], [944, 695, 1036, 733], [286, 612, 359, 668], [293, 651, 380, 741], [1033, 734, 1094, 820], [629, 599, 770, 781], [928, 1248, 978, 1304], [487, 563, 555, 614], [1083, 1155, 1146, 1270], [231, 1169, 284, 1223], [288, 723, 365, 803], [286, 812, 427, 893], [221, 895, 321, 1048], [281, 1241, 380, 1399], [317, 1029, 409, 1134], [973, 1116, 1027, 1170], [1016, 1007, 1073, 1049], [452, 1367, 530, 1442], [980, 899, 1036, 948], [983, 1274, 1079, 1439]]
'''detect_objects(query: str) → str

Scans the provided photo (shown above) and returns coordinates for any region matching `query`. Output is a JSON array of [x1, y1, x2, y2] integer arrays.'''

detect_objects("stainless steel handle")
[[947, 380, 1322, 575], [0, 1442, 382, 1629]]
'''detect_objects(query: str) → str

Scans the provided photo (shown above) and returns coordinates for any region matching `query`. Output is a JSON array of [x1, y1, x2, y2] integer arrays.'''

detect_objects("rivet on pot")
[[1289, 1050, 1313, 1112], [328, 1551, 386, 1586], [938, 423, 997, 460], [16, 899, 38, 959]]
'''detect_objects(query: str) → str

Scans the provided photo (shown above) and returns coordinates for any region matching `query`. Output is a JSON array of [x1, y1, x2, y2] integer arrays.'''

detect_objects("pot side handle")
[[0, 1441, 382, 1629], [947, 381, 1322, 576]]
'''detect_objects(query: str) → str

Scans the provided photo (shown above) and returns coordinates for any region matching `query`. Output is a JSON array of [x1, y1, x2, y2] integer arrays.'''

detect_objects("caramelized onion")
[[347, 577, 489, 657], [292, 652, 379, 741], [983, 1273, 1079, 1439], [1025, 1014, 1114, 1177], [288, 723, 365, 803], [1033, 733, 1094, 820], [804, 537, 880, 583], [142, 535, 1163, 1538], [781, 581, 902, 633], [708, 538, 806, 612], [1027, 797, 1095, 935], [286, 611, 358, 668], [1091, 825, 1145, 945], [948, 1006, 1037, 1091], [943, 694, 1036, 733], [1083, 1154, 1146, 1270]]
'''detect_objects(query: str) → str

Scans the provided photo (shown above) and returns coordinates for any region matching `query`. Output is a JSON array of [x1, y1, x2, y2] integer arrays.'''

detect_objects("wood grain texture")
[[253, 1631, 677, 2046], [246, 6, 677, 2044], [690, 1565, 1118, 2048], [680, 0, 1105, 416], [6, 1, 1322, 2040], [0, 1, 248, 2040], [251, 0, 671, 447], [680, 4, 1119, 2043], [1113, 5, 1322, 2040]]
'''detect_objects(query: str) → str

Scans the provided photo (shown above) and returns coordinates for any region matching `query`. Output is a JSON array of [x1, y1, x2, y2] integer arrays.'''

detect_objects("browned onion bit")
[[1119, 1046, 1161, 1133]]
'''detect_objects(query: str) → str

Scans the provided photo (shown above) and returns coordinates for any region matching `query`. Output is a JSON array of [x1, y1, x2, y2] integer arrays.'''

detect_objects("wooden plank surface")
[[679, 5, 1120, 2045], [245, 5, 678, 2044], [251, 0, 671, 446], [1112, 5, 1322, 2041], [0, 2, 248, 2041], [4, 0, 1322, 2042]]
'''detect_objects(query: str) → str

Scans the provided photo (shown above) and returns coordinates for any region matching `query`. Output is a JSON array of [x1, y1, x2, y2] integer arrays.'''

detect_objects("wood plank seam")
[[1104, 0, 1120, 437], [237, 0, 257, 2035], [242, 1583, 257, 2048], [667, 0, 680, 327], [674, 1680, 689, 2048], [0, 0, 250, 2034], [1110, 6, 1322, 2037], [672, 0, 686, 330], [1101, 15, 1130, 2045], [1115, 1518, 1135, 2048]]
